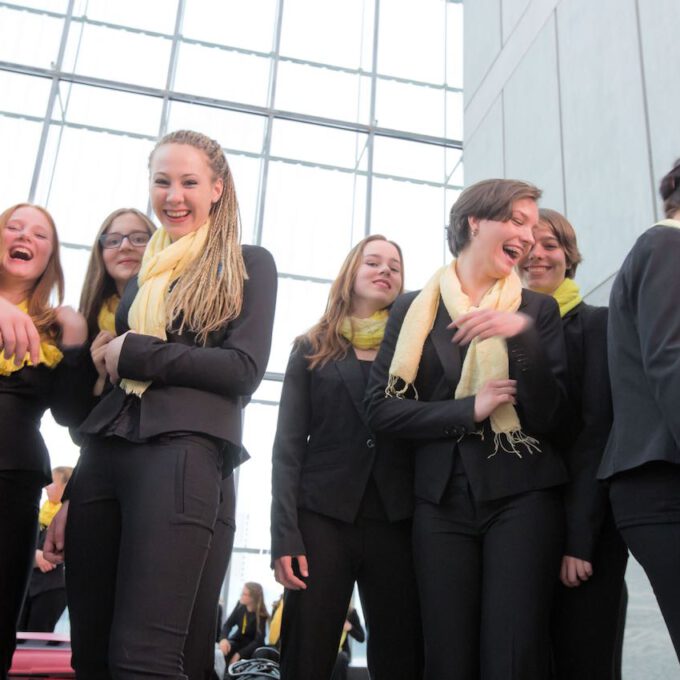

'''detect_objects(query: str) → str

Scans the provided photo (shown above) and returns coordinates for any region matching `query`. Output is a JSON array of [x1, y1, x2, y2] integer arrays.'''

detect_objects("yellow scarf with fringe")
[[97, 295, 120, 334], [339, 310, 389, 350], [39, 500, 61, 529], [120, 222, 209, 397], [552, 278, 582, 318], [0, 300, 63, 376], [386, 262, 539, 457]]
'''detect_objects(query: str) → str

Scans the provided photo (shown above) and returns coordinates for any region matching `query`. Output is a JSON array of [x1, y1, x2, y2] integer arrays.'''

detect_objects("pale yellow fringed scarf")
[[97, 295, 120, 335], [120, 222, 210, 397], [0, 300, 63, 376], [386, 261, 540, 457], [552, 278, 582, 318], [340, 310, 389, 350]]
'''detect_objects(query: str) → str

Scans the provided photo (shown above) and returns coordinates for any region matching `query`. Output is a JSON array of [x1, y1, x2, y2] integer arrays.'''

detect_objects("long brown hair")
[[243, 582, 269, 631], [659, 159, 680, 218], [149, 130, 246, 345], [79, 207, 156, 338], [302, 234, 404, 369], [0, 203, 64, 341]]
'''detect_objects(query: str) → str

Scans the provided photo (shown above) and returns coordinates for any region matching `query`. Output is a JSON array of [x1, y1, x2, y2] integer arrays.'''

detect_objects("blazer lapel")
[[335, 351, 371, 429], [430, 299, 463, 391]]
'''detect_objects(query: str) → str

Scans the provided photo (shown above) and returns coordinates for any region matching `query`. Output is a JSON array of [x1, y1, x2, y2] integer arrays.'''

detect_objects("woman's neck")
[[349, 299, 383, 319], [455, 253, 496, 306], [0, 277, 32, 305]]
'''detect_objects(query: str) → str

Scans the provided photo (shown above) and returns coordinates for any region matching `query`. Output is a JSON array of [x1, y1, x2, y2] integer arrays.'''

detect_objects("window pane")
[[59, 244, 91, 307], [0, 7, 63, 69], [373, 136, 446, 184], [447, 3, 464, 89], [376, 79, 445, 137], [13, 0, 67, 11], [0, 116, 42, 204], [276, 62, 371, 123], [252, 379, 282, 403], [270, 119, 368, 171], [225, 155, 261, 246], [0, 71, 51, 117], [62, 23, 171, 89], [447, 90, 464, 142], [446, 148, 464, 187], [174, 42, 270, 107], [280, 0, 374, 70], [182, 0, 277, 52], [73, 0, 179, 34]]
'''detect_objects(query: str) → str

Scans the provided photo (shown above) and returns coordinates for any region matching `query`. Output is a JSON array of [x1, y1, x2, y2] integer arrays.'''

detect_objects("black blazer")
[[366, 288, 568, 503], [599, 224, 680, 478], [559, 302, 612, 560], [221, 603, 265, 659], [0, 346, 94, 484], [79, 245, 277, 471], [271, 340, 415, 560]]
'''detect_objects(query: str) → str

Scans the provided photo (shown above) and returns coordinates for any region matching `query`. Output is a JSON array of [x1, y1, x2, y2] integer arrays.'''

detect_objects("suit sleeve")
[[563, 308, 612, 560], [238, 615, 266, 659], [221, 604, 241, 641], [270, 343, 312, 560], [507, 294, 568, 434], [49, 345, 98, 427], [366, 293, 476, 439], [116, 247, 277, 398], [347, 608, 365, 643]]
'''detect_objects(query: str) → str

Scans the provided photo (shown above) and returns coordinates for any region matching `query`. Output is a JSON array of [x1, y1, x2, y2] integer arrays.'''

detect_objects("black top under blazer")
[[365, 288, 568, 503], [271, 340, 415, 560], [0, 346, 94, 484], [560, 302, 612, 560], [599, 225, 680, 478], [79, 245, 277, 472]]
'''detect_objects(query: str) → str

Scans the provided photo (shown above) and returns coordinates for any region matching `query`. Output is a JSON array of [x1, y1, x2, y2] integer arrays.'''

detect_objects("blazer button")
[[366, 438, 375, 448]]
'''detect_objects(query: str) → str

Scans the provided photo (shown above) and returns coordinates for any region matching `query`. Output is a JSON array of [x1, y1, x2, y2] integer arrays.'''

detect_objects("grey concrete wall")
[[464, 0, 680, 302]]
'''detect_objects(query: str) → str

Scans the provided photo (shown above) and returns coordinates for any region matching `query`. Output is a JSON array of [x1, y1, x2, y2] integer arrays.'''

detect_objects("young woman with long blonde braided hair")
[[44, 130, 278, 679]]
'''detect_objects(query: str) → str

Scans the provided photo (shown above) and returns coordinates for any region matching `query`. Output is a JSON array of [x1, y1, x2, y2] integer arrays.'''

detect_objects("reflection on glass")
[[0, 8, 62, 69]]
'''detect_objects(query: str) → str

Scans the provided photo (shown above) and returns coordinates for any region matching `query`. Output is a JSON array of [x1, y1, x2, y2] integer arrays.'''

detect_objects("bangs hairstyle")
[[149, 130, 246, 345], [0, 203, 63, 340], [537, 208, 582, 278], [659, 158, 680, 218], [302, 234, 404, 369], [79, 208, 156, 338], [448, 178, 542, 256]]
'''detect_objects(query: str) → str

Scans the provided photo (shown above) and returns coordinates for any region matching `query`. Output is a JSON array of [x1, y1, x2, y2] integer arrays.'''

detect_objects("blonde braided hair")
[[149, 130, 247, 345]]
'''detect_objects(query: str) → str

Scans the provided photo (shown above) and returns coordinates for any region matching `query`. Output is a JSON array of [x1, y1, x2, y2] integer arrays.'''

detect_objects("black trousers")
[[280, 510, 423, 680], [609, 462, 680, 662], [66, 435, 222, 680], [413, 476, 564, 680], [18, 586, 67, 633], [183, 475, 236, 680], [551, 512, 628, 680], [0, 470, 43, 680]]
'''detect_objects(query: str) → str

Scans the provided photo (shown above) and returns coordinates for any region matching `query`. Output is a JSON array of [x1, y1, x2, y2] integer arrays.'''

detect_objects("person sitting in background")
[[331, 605, 365, 680], [219, 582, 268, 664], [19, 466, 73, 632]]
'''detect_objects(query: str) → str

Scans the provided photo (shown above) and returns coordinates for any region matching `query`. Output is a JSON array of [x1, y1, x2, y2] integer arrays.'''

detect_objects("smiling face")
[[519, 221, 568, 295], [149, 143, 224, 242], [351, 240, 403, 314], [466, 197, 538, 281], [0, 205, 55, 290], [101, 212, 151, 293]]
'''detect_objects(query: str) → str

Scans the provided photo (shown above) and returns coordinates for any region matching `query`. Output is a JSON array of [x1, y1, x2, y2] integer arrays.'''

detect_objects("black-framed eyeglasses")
[[99, 231, 151, 249]]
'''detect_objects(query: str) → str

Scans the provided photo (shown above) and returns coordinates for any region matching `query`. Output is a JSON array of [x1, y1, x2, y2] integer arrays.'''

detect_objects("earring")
[[471, 228, 478, 237]]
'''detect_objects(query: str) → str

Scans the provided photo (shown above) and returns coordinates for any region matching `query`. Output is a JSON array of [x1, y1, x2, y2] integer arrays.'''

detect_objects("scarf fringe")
[[489, 430, 541, 459], [385, 374, 418, 400]]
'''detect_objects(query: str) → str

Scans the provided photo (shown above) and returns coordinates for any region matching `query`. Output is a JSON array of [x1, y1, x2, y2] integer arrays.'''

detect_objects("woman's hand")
[[560, 555, 593, 587], [90, 330, 114, 395], [219, 639, 232, 656], [231, 653, 241, 663], [35, 549, 56, 573], [449, 310, 531, 345], [274, 555, 309, 590], [43, 501, 68, 565], [0, 296, 40, 365], [104, 331, 131, 384], [55, 306, 88, 348], [473, 379, 517, 423]]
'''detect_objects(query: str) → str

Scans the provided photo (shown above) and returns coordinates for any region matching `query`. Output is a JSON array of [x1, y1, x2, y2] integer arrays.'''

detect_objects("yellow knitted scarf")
[[0, 300, 63, 376], [38, 499, 61, 529], [120, 222, 209, 396], [386, 261, 539, 457], [97, 295, 120, 334], [552, 278, 582, 318], [339, 310, 389, 350]]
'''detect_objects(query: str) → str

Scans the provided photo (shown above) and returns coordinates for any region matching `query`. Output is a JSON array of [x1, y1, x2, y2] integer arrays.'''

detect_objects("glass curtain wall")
[[0, 0, 463, 624]]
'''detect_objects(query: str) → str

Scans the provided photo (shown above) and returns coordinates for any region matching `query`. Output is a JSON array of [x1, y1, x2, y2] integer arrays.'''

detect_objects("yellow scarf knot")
[[97, 295, 120, 334], [339, 310, 389, 350], [39, 500, 61, 529], [552, 278, 582, 318]]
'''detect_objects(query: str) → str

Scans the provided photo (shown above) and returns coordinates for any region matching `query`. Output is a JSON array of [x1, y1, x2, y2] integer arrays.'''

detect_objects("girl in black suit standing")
[[519, 209, 628, 680], [44, 130, 277, 679], [598, 159, 680, 660], [0, 203, 90, 679], [271, 235, 423, 680], [366, 179, 569, 680]]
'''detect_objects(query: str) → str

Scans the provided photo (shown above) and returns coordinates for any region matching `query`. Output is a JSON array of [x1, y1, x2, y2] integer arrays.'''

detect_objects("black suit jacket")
[[270, 340, 415, 560], [559, 302, 612, 560], [366, 288, 568, 503], [79, 245, 277, 472], [599, 224, 680, 478]]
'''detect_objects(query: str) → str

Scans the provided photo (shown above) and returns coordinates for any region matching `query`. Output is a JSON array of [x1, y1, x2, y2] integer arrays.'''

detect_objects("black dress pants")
[[551, 512, 628, 680], [609, 461, 680, 662], [66, 435, 222, 680], [183, 475, 236, 680], [18, 586, 68, 632], [413, 476, 563, 680], [280, 510, 423, 680], [0, 470, 43, 680]]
